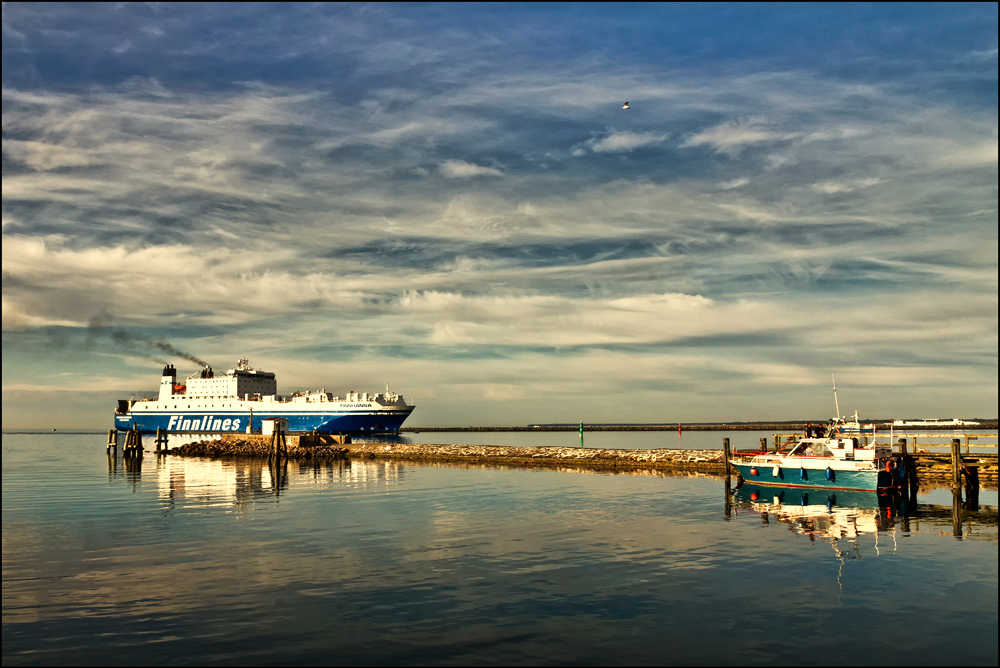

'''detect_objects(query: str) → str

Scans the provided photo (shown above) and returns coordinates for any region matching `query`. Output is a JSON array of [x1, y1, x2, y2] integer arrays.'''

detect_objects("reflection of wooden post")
[[951, 439, 962, 489], [952, 488, 963, 538], [723, 438, 732, 520]]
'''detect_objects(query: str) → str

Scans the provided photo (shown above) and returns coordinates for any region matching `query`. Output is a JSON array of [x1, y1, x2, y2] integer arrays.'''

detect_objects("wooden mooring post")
[[270, 425, 288, 459], [950, 439, 962, 490], [723, 438, 731, 479], [154, 427, 168, 452], [760, 437, 767, 453], [107, 429, 117, 452], [897, 438, 907, 455], [123, 426, 143, 459]]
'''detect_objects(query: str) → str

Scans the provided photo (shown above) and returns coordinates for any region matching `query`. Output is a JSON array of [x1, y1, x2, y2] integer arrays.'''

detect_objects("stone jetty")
[[165, 437, 727, 472]]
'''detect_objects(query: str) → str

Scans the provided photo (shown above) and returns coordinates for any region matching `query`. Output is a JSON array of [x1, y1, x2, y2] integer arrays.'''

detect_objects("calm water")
[[3, 432, 997, 665]]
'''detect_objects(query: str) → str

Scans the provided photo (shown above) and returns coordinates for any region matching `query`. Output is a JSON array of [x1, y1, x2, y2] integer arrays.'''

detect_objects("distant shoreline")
[[403, 422, 998, 433]]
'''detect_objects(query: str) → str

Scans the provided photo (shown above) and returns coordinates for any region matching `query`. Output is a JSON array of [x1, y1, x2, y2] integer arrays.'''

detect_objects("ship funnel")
[[162, 364, 176, 380]]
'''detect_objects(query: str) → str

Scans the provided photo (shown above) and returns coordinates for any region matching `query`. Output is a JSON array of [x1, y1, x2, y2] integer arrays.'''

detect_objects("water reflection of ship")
[[156, 456, 403, 510]]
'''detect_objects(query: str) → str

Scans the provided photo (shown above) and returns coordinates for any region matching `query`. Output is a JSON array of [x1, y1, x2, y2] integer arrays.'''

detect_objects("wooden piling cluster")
[[270, 425, 288, 459], [122, 426, 143, 459], [154, 428, 168, 452]]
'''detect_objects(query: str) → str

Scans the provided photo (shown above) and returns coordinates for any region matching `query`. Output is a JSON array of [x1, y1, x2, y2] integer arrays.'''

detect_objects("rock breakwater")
[[353, 443, 726, 471], [166, 439, 726, 472]]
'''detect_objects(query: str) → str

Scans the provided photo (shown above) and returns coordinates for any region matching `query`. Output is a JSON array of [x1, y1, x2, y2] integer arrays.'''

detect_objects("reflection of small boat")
[[733, 484, 901, 549], [735, 484, 879, 513]]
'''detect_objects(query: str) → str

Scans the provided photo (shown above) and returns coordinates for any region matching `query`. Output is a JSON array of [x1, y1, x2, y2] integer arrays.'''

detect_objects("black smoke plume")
[[88, 311, 208, 368]]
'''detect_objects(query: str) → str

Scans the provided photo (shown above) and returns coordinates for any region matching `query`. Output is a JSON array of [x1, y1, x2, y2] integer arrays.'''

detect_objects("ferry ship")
[[114, 358, 415, 434]]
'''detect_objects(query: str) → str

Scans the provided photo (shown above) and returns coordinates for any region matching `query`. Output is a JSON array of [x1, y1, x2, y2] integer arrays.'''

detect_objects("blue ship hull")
[[731, 462, 882, 492], [115, 408, 413, 434]]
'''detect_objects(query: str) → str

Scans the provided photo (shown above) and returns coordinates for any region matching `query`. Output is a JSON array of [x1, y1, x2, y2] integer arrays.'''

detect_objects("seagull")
[[622, 101, 630, 110]]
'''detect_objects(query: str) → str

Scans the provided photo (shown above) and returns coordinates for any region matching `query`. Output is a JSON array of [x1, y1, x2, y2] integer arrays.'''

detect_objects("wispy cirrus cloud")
[[1, 4, 996, 426], [681, 118, 799, 157], [439, 160, 503, 178], [574, 130, 670, 155]]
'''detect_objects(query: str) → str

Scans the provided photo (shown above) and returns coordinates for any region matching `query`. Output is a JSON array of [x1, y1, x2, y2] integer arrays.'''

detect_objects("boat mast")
[[832, 374, 841, 420]]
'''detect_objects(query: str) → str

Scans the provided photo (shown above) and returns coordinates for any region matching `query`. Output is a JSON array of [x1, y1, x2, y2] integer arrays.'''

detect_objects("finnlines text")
[[167, 416, 243, 431]]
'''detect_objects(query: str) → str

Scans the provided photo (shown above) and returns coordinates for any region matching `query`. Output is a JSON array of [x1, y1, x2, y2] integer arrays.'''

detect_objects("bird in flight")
[[622, 101, 630, 110]]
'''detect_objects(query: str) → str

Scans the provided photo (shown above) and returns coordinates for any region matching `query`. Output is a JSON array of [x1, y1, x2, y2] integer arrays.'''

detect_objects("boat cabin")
[[787, 438, 890, 461]]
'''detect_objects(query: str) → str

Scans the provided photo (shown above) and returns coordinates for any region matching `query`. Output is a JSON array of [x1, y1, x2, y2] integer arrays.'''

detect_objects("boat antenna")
[[832, 374, 841, 420]]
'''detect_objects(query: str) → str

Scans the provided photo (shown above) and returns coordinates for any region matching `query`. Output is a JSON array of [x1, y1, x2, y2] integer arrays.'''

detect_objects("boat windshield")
[[790, 441, 834, 457]]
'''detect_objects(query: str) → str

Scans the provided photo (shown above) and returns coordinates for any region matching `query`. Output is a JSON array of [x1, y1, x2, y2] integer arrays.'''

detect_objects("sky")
[[2, 3, 997, 429]]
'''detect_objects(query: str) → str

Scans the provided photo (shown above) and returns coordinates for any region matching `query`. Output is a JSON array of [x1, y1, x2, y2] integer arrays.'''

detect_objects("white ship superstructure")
[[115, 358, 414, 434]]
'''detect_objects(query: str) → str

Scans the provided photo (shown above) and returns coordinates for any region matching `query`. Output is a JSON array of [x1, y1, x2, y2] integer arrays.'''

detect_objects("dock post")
[[107, 429, 117, 451], [964, 465, 980, 509], [723, 438, 732, 520], [773, 434, 780, 451], [950, 439, 962, 490], [123, 428, 133, 458], [897, 438, 906, 455], [723, 438, 731, 479], [135, 427, 143, 459], [759, 437, 767, 453]]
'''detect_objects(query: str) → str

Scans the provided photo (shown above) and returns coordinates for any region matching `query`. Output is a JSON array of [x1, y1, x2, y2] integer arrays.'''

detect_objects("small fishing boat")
[[730, 436, 901, 492], [731, 376, 903, 492]]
